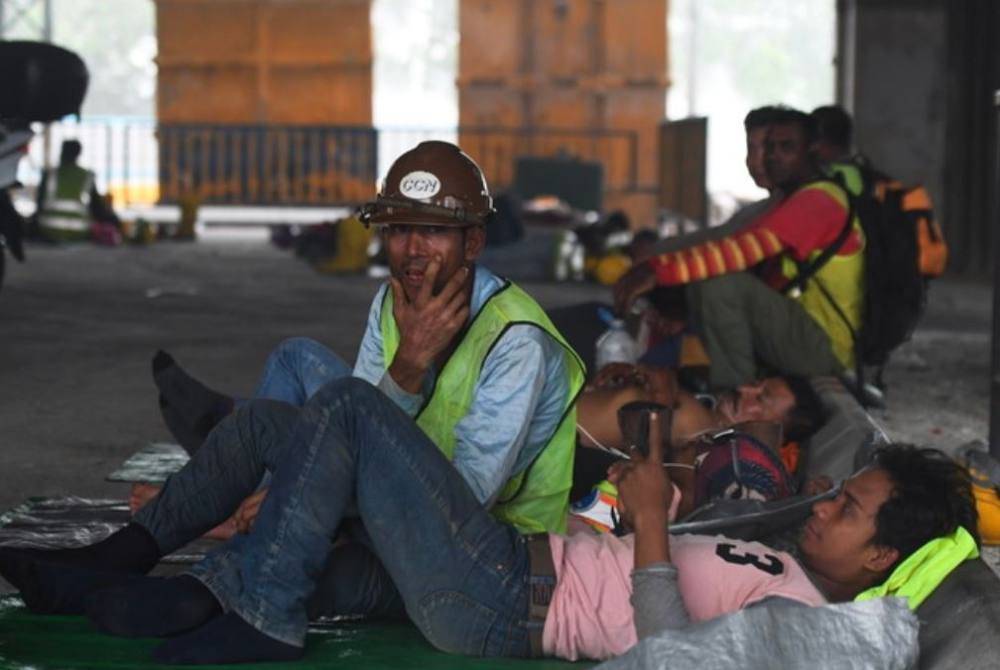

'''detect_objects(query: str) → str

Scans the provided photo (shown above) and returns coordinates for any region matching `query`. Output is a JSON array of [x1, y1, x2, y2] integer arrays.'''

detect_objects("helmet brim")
[[359, 196, 492, 228]]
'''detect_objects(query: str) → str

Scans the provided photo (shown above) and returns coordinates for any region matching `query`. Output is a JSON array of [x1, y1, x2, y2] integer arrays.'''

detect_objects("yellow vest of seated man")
[[381, 280, 585, 534], [781, 180, 865, 369]]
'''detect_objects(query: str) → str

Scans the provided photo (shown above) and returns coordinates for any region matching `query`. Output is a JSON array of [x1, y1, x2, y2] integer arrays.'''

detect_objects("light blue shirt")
[[353, 265, 571, 506]]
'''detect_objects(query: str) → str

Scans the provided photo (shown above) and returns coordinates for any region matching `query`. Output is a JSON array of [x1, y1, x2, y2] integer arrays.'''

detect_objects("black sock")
[[87, 574, 221, 638], [1, 523, 160, 577], [151, 350, 233, 435], [0, 550, 144, 614], [158, 394, 208, 455], [12, 522, 161, 574], [152, 611, 303, 665]]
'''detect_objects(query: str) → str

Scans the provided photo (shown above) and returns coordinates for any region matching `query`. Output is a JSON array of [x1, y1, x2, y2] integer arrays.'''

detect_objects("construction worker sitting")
[[33, 139, 119, 242]]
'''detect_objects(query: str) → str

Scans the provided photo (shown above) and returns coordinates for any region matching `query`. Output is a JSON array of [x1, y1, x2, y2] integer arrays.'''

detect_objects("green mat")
[[0, 465, 591, 669], [0, 595, 586, 669]]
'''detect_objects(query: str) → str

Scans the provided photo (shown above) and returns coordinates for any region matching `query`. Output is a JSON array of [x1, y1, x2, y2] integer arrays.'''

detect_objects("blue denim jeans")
[[251, 337, 352, 406], [181, 378, 533, 655], [135, 396, 406, 619]]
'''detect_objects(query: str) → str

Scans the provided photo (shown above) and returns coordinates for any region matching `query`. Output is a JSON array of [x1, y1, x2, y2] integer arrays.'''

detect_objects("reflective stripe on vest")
[[780, 181, 865, 369], [38, 166, 94, 232], [380, 278, 586, 535]]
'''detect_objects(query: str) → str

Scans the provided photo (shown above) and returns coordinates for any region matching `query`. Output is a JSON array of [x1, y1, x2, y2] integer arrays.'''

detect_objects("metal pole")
[[990, 89, 1000, 459], [688, 0, 699, 117], [41, 0, 54, 173]]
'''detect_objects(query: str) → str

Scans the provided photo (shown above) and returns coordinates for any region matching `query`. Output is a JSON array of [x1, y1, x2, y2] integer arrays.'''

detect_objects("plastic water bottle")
[[595, 313, 639, 369]]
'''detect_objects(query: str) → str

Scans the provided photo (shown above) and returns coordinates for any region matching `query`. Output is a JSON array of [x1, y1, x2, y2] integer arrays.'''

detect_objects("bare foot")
[[129, 483, 162, 515], [204, 518, 238, 541]]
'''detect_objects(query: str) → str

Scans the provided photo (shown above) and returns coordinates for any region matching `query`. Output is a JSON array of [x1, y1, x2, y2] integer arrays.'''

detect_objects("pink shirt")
[[542, 532, 827, 661]]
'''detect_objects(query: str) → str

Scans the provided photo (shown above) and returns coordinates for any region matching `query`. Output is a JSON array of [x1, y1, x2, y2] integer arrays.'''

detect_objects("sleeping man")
[[571, 363, 824, 518]]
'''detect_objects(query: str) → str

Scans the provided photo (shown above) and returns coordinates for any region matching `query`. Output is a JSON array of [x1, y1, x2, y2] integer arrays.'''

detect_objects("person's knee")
[[233, 399, 301, 441], [689, 273, 770, 328], [270, 337, 323, 362], [697, 272, 756, 301], [238, 397, 298, 417], [308, 376, 381, 410]]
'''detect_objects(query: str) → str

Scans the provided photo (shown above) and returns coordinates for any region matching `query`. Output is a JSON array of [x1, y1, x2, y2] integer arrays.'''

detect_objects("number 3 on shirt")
[[715, 543, 785, 576]]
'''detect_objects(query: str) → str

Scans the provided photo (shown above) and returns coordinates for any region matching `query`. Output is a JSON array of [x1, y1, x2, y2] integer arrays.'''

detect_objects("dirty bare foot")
[[129, 483, 162, 515]]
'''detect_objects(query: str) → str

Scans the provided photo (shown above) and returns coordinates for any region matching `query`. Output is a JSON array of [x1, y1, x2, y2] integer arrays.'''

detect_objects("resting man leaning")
[[615, 430, 979, 654], [0, 141, 584, 591]]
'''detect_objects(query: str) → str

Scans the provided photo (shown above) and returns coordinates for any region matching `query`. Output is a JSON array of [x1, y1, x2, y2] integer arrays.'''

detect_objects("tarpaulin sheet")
[[105, 442, 190, 483], [0, 595, 585, 669], [0, 502, 585, 668], [596, 597, 919, 670], [0, 497, 213, 564]]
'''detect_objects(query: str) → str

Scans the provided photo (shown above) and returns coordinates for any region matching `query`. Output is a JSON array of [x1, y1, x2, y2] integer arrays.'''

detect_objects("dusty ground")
[[0, 229, 996, 569], [873, 278, 992, 452], [0, 229, 611, 510]]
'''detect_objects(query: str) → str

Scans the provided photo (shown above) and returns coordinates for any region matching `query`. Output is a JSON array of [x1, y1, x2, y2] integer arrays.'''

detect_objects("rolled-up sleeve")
[[631, 562, 691, 638], [452, 326, 568, 506]]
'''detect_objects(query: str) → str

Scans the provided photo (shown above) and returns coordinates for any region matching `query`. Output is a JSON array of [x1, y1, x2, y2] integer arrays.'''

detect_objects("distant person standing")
[[34, 139, 119, 242]]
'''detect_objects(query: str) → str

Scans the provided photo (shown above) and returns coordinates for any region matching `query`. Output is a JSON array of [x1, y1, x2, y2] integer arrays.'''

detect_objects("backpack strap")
[[776, 177, 875, 404], [779, 176, 856, 296]]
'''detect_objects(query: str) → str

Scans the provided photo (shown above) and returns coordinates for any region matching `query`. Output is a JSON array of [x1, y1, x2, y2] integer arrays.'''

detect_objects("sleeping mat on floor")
[[0, 497, 586, 669], [0, 595, 584, 669]]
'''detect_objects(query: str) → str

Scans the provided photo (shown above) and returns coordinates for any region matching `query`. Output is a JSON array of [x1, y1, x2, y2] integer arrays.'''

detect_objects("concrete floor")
[[0, 229, 613, 511], [0, 229, 995, 532]]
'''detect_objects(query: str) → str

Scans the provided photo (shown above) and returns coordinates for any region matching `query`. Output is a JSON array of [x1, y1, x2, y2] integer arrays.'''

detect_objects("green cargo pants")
[[686, 273, 844, 389]]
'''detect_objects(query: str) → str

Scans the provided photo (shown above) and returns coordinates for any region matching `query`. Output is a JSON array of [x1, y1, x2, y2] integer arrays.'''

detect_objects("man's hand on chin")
[[389, 256, 471, 393]]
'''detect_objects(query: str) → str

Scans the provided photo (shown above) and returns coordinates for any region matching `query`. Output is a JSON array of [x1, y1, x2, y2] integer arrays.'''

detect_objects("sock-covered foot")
[[152, 611, 303, 665], [0, 549, 143, 614], [158, 394, 208, 454], [87, 574, 221, 638], [152, 351, 234, 437], [7, 522, 160, 575]]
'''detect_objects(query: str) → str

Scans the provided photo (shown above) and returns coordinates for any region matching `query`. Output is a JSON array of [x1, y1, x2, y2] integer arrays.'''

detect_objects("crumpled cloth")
[[596, 597, 918, 670], [855, 526, 979, 609]]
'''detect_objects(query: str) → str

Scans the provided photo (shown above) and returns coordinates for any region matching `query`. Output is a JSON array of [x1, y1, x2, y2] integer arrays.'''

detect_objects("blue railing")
[[157, 124, 378, 206], [24, 119, 641, 208]]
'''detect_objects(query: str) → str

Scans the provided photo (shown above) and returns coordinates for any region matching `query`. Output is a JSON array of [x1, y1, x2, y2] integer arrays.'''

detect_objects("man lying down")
[[570, 363, 823, 522], [0, 400, 979, 664]]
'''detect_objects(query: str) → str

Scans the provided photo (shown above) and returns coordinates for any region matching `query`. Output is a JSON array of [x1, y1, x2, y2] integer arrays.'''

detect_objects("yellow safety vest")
[[826, 162, 864, 197], [381, 278, 585, 534], [781, 181, 865, 369], [38, 165, 94, 241]]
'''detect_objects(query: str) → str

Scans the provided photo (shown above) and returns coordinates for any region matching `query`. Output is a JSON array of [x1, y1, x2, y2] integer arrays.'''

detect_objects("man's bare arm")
[[611, 411, 694, 638], [611, 411, 673, 568]]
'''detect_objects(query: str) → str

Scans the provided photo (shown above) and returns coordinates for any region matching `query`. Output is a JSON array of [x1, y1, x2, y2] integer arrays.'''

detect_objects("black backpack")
[[781, 159, 945, 395]]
